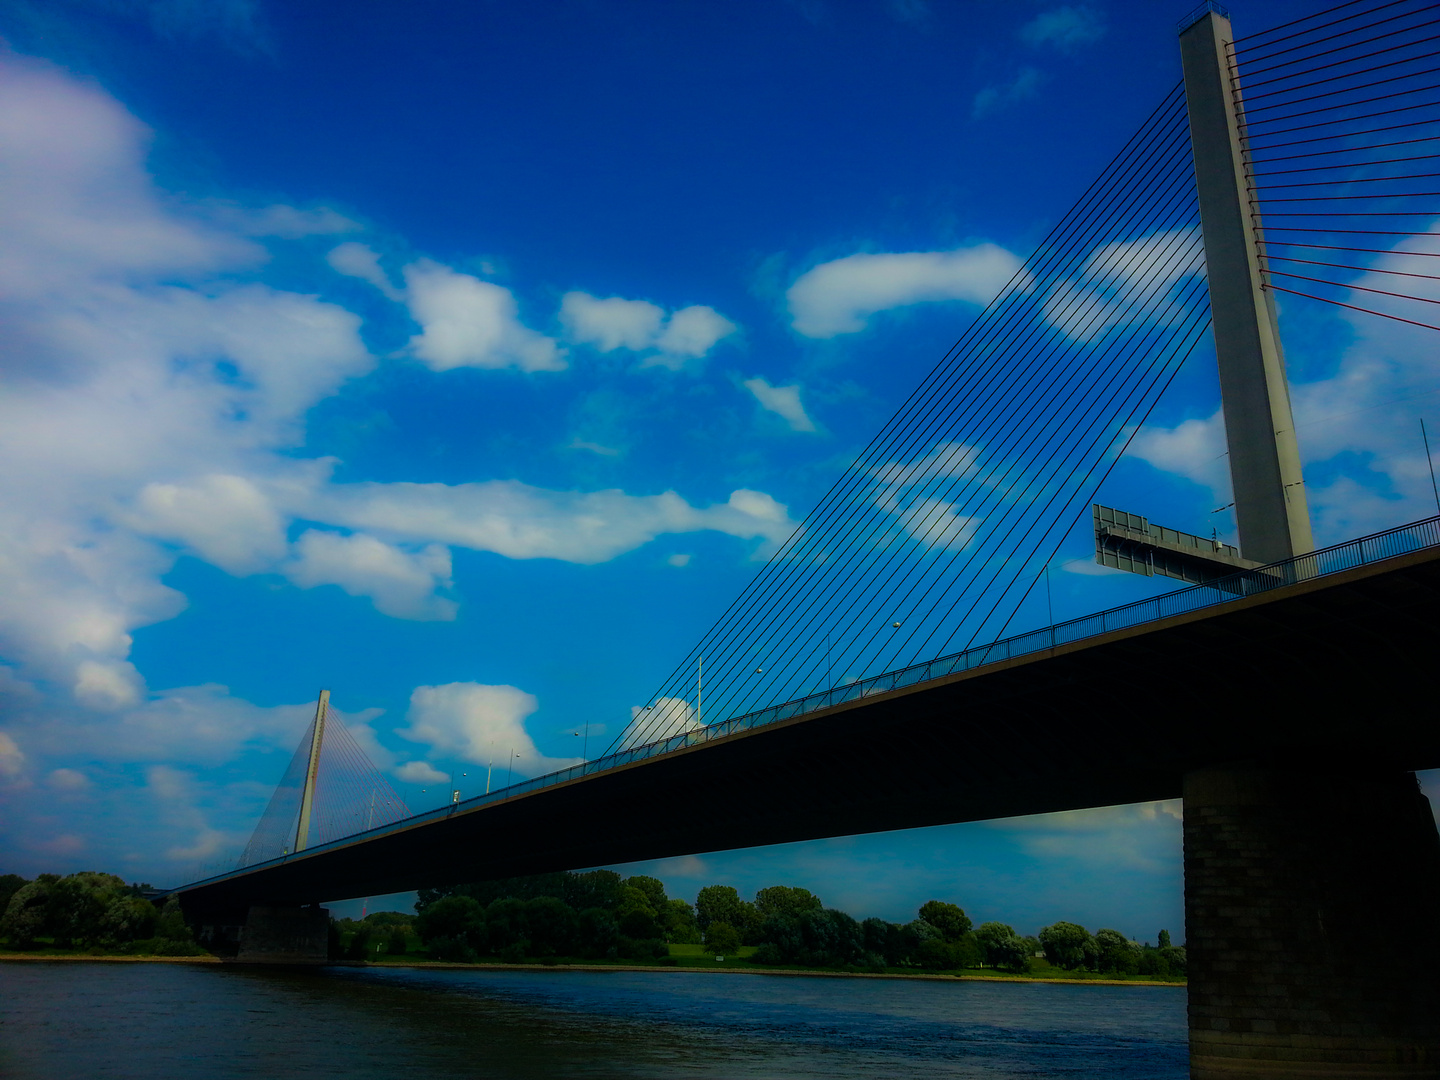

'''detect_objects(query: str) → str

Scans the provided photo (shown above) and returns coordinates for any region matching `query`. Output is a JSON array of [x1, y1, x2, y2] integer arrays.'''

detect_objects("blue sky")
[[1, 0, 1437, 940]]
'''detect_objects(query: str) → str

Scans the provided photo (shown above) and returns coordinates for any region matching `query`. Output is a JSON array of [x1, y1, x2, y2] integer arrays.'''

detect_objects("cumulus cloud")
[[395, 760, 448, 785], [47, 767, 90, 791], [309, 480, 799, 563], [131, 474, 289, 575], [619, 695, 701, 750], [404, 259, 566, 372], [0, 732, 27, 781], [284, 530, 457, 621], [787, 244, 1024, 338], [1019, 6, 1104, 52], [744, 377, 817, 432], [972, 67, 1046, 119], [327, 240, 403, 300], [399, 682, 578, 778], [560, 291, 738, 369], [1042, 227, 1206, 343]]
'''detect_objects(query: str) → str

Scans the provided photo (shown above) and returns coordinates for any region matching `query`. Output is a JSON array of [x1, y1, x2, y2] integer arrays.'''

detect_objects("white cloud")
[[1128, 412, 1230, 493], [972, 67, 1046, 119], [327, 240, 403, 300], [309, 480, 799, 563], [787, 244, 1024, 338], [404, 259, 566, 372], [1043, 228, 1205, 343], [284, 530, 457, 621], [743, 376, 817, 432], [649, 305, 738, 366], [0, 732, 26, 781], [619, 695, 701, 750], [131, 474, 289, 575], [48, 767, 90, 791], [399, 682, 577, 777], [560, 291, 738, 369], [667, 553, 692, 567], [215, 203, 359, 238], [560, 292, 663, 351], [1019, 6, 1104, 52], [894, 498, 980, 551], [74, 659, 143, 711], [395, 760, 448, 785]]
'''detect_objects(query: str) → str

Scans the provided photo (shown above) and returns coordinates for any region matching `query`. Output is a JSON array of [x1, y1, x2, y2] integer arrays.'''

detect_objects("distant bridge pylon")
[[236, 690, 409, 870]]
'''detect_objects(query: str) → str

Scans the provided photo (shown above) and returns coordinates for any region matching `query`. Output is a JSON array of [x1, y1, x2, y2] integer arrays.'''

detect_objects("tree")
[[49, 872, 128, 948], [614, 886, 661, 940], [1, 877, 56, 947], [525, 896, 578, 956], [0, 874, 27, 916], [917, 900, 972, 942], [622, 876, 667, 912], [754, 886, 822, 922], [974, 921, 1031, 973], [703, 920, 741, 955], [386, 928, 408, 956], [695, 885, 745, 931], [663, 898, 700, 944], [1039, 921, 1098, 971], [1157, 929, 1171, 949], [1094, 928, 1140, 975], [416, 895, 487, 958], [577, 907, 619, 958]]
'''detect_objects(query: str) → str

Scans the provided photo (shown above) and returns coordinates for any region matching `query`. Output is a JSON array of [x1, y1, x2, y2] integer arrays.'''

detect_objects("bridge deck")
[[178, 538, 1440, 917]]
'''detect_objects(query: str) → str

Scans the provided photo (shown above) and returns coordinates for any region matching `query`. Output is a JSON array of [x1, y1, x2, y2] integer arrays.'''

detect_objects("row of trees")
[[0, 872, 201, 955], [414, 872, 1184, 978], [415, 870, 698, 962]]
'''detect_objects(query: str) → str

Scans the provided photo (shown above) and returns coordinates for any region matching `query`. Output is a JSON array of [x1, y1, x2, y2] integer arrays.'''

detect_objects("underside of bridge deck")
[[179, 543, 1440, 916]]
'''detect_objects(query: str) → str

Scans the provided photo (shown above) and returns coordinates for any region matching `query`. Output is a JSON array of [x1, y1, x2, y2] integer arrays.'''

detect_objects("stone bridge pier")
[[1184, 764, 1440, 1078]]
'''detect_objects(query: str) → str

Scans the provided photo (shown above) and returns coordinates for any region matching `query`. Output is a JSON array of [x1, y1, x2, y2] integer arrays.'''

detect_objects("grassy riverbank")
[[0, 945, 1184, 985]]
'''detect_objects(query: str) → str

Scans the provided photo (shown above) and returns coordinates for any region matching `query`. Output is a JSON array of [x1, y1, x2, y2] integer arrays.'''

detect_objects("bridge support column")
[[1184, 766, 1440, 1077], [234, 904, 331, 965]]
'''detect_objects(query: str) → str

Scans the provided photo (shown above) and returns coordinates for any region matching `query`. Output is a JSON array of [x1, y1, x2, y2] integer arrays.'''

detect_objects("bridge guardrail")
[[182, 514, 1440, 893]]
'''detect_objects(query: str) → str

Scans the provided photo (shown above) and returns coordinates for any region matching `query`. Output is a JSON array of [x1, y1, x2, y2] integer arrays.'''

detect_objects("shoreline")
[[0, 953, 1184, 986]]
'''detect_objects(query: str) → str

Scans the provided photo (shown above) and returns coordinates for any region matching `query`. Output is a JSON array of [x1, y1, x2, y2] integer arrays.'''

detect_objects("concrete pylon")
[[294, 689, 328, 853], [1180, 9, 1313, 564]]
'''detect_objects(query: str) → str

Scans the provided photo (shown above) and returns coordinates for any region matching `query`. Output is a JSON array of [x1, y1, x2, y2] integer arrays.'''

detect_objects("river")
[[0, 962, 1188, 1079]]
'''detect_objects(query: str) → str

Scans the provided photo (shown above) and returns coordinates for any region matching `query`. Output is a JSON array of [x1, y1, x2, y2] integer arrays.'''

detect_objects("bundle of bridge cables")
[[614, 0, 1440, 755]]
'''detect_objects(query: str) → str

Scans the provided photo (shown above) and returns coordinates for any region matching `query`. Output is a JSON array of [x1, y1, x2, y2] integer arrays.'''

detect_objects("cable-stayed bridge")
[[174, 3, 1440, 1074]]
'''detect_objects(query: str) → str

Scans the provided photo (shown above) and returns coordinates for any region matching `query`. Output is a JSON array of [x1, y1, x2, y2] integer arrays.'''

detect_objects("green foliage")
[[1, 878, 56, 947], [524, 895, 578, 956], [1, 872, 183, 952], [1157, 928, 1171, 949], [577, 907, 619, 959], [663, 898, 701, 944], [386, 929, 408, 955], [0, 874, 27, 916], [1039, 921, 1098, 971], [702, 920, 741, 955], [753, 886, 822, 921], [622, 875, 667, 912], [975, 922, 1032, 973], [614, 886, 661, 940], [1094, 928, 1140, 975], [694, 884, 744, 931], [416, 895, 486, 954], [917, 900, 972, 942]]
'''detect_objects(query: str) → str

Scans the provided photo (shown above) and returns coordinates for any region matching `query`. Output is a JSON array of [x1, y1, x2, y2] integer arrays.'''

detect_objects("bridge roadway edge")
[[178, 543, 1440, 910]]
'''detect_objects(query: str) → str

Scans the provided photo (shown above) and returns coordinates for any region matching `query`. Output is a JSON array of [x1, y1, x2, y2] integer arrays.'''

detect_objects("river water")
[[0, 962, 1188, 1079]]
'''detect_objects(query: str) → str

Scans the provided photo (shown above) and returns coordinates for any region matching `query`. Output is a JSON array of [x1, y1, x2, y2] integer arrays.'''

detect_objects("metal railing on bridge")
[[180, 513, 1440, 891]]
